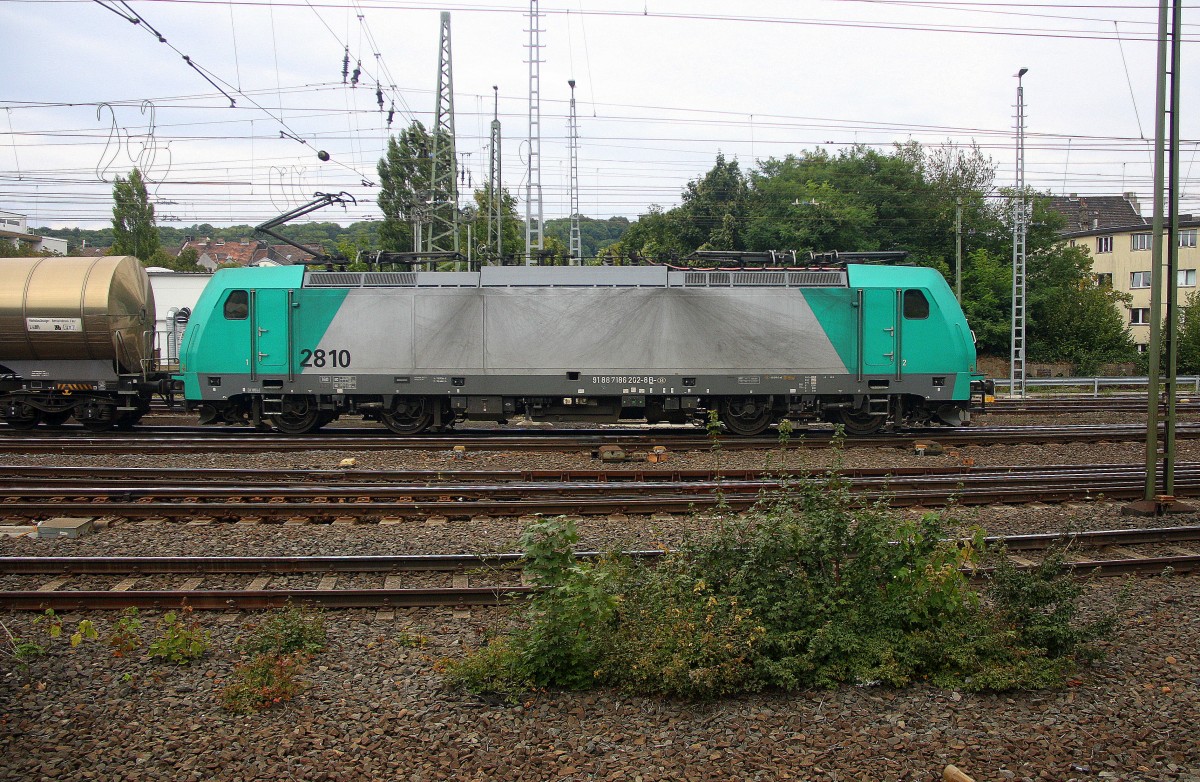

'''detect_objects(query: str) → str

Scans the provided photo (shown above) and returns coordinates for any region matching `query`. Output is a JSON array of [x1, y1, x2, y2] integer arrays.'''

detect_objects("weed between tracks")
[[445, 430, 1123, 702]]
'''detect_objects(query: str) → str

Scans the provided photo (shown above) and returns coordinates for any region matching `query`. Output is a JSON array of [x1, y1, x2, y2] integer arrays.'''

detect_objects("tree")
[[1174, 292, 1200, 374], [111, 168, 160, 262], [377, 122, 434, 252], [674, 153, 749, 252], [471, 185, 525, 263]]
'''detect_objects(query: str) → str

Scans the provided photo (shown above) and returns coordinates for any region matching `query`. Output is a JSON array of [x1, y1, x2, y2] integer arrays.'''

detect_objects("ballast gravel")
[[2, 414, 1199, 781]]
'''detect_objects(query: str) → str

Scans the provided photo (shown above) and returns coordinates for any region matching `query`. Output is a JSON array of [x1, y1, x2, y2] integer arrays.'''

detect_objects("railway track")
[[985, 396, 1200, 414], [1, 422, 1197, 454], [3, 526, 1197, 610], [0, 462, 1198, 522]]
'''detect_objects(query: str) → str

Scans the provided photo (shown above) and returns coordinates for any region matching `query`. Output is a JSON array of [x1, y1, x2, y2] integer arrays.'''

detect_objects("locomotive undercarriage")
[[192, 390, 972, 437]]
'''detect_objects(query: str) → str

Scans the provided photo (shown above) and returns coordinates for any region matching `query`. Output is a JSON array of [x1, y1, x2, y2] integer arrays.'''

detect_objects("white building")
[[147, 270, 212, 366], [0, 211, 68, 255]]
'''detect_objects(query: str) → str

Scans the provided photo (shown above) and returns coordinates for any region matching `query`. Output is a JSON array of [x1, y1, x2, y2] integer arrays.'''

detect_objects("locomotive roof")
[[300, 265, 853, 289], [209, 263, 942, 291]]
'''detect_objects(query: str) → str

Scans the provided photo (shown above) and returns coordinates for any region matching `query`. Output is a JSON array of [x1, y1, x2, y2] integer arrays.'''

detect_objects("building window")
[[1137, 343, 1148, 354], [1130, 308, 1151, 325], [1130, 271, 1152, 289], [1131, 233, 1153, 251], [1095, 273, 1113, 288], [1179, 269, 1196, 287], [1181, 229, 1198, 249], [1096, 235, 1113, 254]]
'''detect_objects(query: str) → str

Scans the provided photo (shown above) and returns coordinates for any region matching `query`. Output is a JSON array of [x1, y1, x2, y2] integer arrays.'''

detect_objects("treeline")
[[606, 144, 1137, 370], [38, 217, 630, 265]]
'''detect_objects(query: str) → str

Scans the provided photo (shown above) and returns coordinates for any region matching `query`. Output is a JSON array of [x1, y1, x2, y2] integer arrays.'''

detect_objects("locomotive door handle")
[[258, 352, 269, 360], [883, 353, 894, 359], [258, 327, 269, 335], [883, 327, 895, 334]]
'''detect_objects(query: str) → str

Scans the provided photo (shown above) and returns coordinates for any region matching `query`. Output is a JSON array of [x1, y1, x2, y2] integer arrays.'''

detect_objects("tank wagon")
[[177, 262, 988, 435], [0, 256, 167, 430]]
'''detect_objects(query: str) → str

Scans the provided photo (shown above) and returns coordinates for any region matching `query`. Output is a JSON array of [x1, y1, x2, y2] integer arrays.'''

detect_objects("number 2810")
[[300, 348, 351, 368]]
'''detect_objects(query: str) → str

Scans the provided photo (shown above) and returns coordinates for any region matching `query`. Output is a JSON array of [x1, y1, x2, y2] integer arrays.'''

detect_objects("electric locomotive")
[[176, 261, 988, 435]]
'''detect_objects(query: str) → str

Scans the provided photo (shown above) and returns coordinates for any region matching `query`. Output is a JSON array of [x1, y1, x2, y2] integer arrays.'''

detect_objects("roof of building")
[[1047, 194, 1146, 234]]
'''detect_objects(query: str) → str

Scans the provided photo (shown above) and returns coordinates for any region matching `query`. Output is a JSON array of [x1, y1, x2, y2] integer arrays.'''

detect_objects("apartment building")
[[1049, 194, 1200, 351]]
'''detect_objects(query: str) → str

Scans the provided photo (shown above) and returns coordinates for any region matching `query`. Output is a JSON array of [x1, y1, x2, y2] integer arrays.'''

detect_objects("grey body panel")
[[314, 287, 846, 376]]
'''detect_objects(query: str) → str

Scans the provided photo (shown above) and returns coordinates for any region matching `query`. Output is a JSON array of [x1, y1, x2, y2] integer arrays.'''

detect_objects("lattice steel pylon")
[[567, 79, 581, 264], [487, 85, 503, 264], [427, 11, 459, 254], [524, 0, 544, 264], [1010, 68, 1029, 399]]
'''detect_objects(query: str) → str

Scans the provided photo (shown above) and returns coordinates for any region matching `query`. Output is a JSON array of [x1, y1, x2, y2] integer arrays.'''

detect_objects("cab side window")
[[223, 290, 249, 320], [903, 289, 929, 320]]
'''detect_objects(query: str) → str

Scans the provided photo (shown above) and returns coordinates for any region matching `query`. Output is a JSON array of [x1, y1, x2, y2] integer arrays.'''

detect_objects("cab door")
[[250, 289, 290, 376], [859, 288, 898, 376]]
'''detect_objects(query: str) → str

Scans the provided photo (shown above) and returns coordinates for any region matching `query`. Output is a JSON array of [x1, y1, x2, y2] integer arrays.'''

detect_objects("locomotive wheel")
[[40, 410, 73, 428], [271, 396, 323, 435], [381, 397, 434, 435], [4, 404, 40, 430], [836, 408, 888, 435], [719, 397, 773, 437]]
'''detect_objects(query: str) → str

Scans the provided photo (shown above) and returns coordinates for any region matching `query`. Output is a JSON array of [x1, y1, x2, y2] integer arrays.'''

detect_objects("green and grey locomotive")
[[176, 262, 989, 435]]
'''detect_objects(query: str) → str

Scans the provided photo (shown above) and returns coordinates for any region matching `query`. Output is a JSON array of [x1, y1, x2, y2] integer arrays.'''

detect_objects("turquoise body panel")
[[177, 266, 347, 398], [802, 264, 979, 400]]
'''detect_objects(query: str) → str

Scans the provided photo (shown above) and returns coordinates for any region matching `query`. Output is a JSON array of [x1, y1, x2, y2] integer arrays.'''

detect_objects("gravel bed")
[[1, 576, 1197, 782], [3, 415, 1200, 780]]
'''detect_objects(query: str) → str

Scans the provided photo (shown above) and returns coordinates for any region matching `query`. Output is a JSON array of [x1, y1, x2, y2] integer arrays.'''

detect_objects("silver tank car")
[[0, 256, 163, 430]]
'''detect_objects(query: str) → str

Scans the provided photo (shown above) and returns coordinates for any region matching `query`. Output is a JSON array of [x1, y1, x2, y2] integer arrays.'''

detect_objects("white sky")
[[1, 0, 1197, 230]]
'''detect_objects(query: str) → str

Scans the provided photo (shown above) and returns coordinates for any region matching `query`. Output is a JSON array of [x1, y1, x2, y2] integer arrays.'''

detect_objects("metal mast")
[[1132, 0, 1188, 515], [427, 11, 459, 254], [524, 0, 544, 264], [568, 79, 581, 264], [1009, 68, 1028, 399], [488, 85, 503, 264]]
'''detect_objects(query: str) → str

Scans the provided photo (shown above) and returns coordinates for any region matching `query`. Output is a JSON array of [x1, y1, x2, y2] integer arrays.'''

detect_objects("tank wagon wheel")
[[271, 396, 323, 435], [719, 397, 774, 437], [40, 411, 73, 428], [75, 401, 117, 432], [836, 408, 888, 436], [381, 397, 434, 435], [4, 404, 41, 431]]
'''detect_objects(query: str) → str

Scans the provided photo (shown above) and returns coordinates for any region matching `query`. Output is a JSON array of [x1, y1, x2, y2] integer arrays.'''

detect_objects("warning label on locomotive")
[[26, 317, 82, 332]]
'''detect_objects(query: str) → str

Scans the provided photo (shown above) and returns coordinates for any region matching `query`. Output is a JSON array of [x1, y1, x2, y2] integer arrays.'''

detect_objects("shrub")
[[107, 607, 143, 657], [239, 603, 327, 656], [446, 471, 1117, 701], [148, 608, 210, 665], [219, 653, 309, 714]]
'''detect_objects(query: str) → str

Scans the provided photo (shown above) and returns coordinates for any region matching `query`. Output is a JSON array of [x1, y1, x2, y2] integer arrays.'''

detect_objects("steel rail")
[[2, 423, 1199, 453], [2, 555, 1195, 611], [2, 465, 1199, 518], [0, 460, 1194, 486], [4, 526, 1200, 576]]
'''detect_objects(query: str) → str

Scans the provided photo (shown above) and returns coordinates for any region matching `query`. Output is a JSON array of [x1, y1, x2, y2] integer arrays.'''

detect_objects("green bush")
[[446, 474, 1117, 701], [148, 608, 211, 665], [239, 603, 327, 656]]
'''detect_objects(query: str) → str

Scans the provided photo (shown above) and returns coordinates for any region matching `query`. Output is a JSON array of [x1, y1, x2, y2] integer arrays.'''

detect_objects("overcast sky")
[[1, 0, 1197, 231]]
